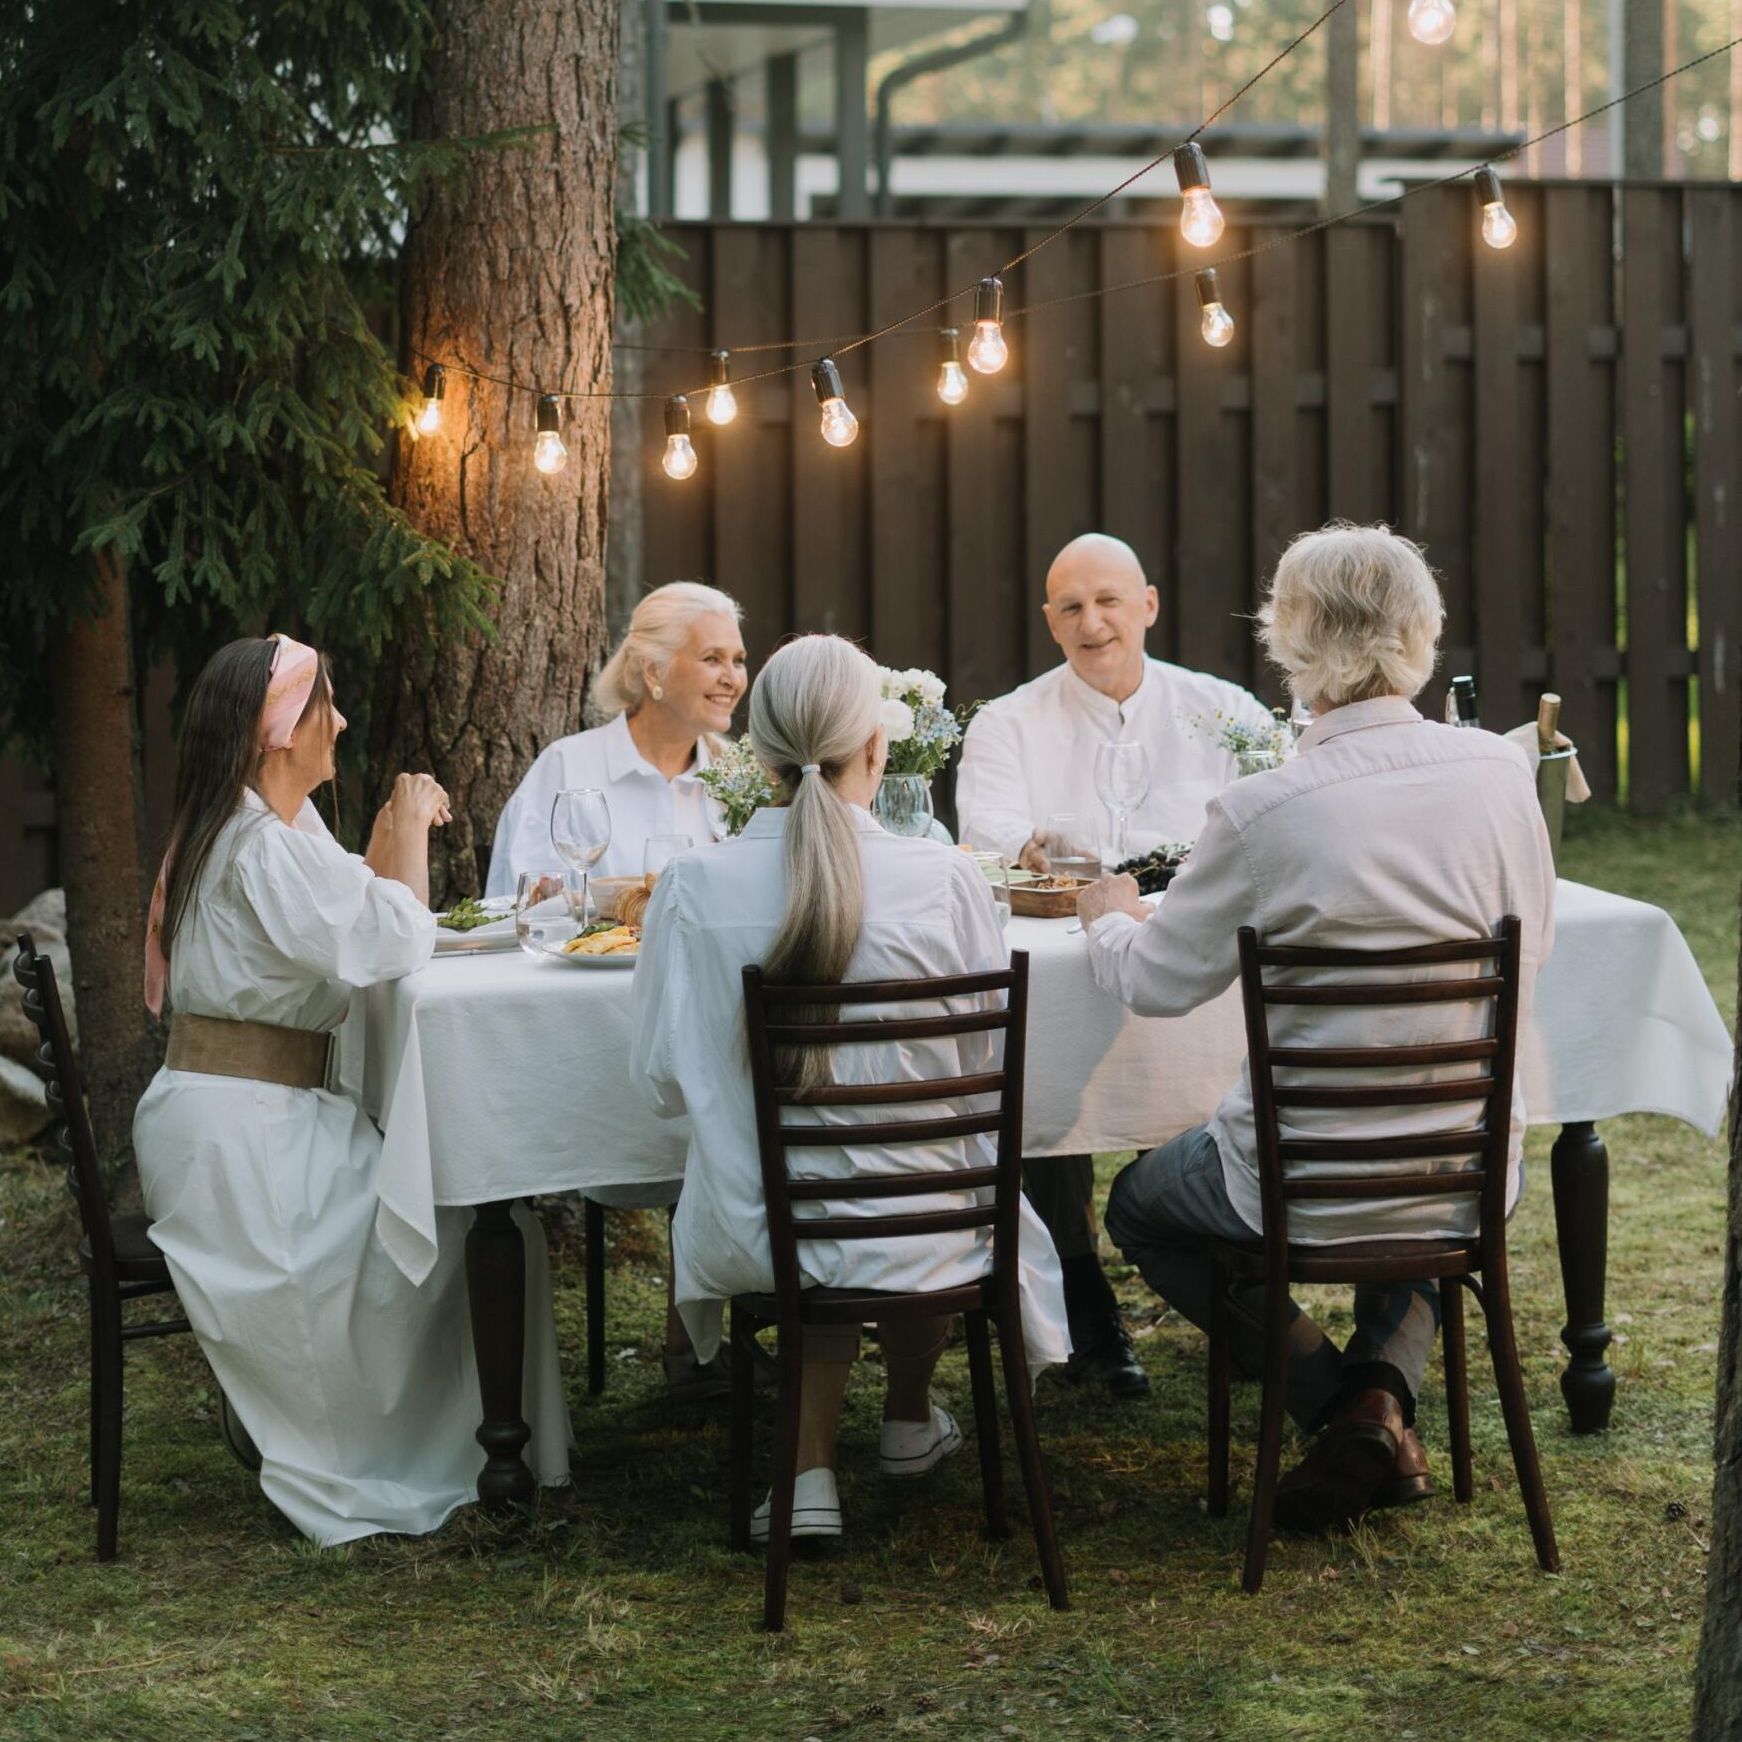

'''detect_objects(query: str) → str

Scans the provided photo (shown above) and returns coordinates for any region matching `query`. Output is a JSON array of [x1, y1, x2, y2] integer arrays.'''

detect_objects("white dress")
[[134, 790, 572, 1546], [485, 713, 721, 898], [629, 807, 1070, 1369]]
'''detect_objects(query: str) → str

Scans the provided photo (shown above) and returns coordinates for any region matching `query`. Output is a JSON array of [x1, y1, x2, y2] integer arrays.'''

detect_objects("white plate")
[[538, 942, 639, 969], [433, 901, 518, 953]]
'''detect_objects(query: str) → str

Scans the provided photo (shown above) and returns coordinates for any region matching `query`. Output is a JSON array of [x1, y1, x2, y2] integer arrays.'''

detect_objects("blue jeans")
[[1105, 1126, 1441, 1431]]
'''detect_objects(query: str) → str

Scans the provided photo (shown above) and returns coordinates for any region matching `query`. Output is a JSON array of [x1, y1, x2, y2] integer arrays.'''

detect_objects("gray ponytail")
[[746, 635, 882, 1089]]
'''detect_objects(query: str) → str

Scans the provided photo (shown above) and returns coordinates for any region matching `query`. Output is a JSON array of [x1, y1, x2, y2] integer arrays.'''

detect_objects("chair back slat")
[[1260, 977, 1504, 1007], [777, 1070, 1004, 1107], [13, 932, 118, 1276], [777, 1110, 1002, 1148], [785, 1165, 1000, 1201], [742, 955, 1029, 1312], [765, 1011, 1009, 1045], [1237, 918, 1524, 1262]]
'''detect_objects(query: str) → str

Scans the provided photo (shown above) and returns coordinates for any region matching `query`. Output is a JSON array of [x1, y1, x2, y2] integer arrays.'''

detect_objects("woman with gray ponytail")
[[632, 636, 1069, 1541]]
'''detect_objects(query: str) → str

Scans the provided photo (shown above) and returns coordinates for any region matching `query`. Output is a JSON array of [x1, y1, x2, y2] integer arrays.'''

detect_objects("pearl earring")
[[650, 684, 664, 701]]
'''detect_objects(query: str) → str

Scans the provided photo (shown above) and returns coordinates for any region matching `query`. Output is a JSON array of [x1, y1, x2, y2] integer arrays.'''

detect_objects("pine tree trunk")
[[1692, 715, 1742, 1739], [49, 547, 159, 1171], [374, 0, 619, 902]]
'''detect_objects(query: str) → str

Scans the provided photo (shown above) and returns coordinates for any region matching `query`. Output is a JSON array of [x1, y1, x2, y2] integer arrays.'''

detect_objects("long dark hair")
[[160, 638, 333, 955]]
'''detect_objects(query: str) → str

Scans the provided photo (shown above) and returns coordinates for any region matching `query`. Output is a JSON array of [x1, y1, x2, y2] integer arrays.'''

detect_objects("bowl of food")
[[1008, 874, 1090, 919], [589, 876, 641, 922], [1110, 844, 1192, 895]]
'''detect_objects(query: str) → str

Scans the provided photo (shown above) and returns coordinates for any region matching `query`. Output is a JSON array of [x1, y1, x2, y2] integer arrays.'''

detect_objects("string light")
[[534, 393, 568, 474], [705, 350, 738, 426], [1173, 143, 1226, 248], [810, 358, 859, 448], [936, 328, 969, 405], [1475, 166, 1518, 249], [416, 363, 445, 435], [1407, 0, 1456, 46], [966, 277, 1008, 374], [1194, 269, 1236, 348], [661, 395, 698, 479]]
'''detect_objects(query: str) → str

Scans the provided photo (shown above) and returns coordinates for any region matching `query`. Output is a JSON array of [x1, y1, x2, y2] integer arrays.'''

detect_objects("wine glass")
[[1039, 814, 1101, 882], [1093, 741, 1150, 868], [643, 833, 693, 888], [550, 788, 611, 921], [514, 870, 583, 958]]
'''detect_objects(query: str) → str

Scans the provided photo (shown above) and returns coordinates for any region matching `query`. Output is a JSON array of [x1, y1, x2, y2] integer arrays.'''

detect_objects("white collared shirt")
[[485, 712, 722, 897], [629, 807, 1070, 1369], [954, 657, 1276, 861], [1086, 697, 1558, 1244]]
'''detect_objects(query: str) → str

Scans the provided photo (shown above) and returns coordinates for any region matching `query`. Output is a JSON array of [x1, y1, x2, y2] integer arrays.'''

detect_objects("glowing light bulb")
[[705, 350, 738, 425], [415, 363, 445, 435], [966, 277, 1007, 375], [938, 360, 969, 405], [1173, 143, 1225, 248], [661, 395, 698, 479], [811, 358, 859, 448], [967, 321, 1008, 374], [1475, 167, 1518, 250], [1407, 0, 1456, 46], [1195, 268, 1235, 348], [534, 393, 568, 474]]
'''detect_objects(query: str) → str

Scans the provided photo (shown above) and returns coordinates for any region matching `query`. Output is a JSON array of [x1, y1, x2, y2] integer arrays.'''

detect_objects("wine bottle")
[[1536, 692, 1562, 756], [1447, 674, 1480, 729]]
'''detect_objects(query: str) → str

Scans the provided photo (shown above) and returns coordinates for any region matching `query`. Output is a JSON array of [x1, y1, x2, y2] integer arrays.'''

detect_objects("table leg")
[[466, 1197, 535, 1505], [1550, 1121, 1616, 1434]]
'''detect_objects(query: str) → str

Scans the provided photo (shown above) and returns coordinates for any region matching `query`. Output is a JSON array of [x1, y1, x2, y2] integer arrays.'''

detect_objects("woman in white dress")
[[134, 634, 570, 1546], [485, 581, 748, 895], [487, 581, 751, 1396], [631, 635, 1069, 1539]]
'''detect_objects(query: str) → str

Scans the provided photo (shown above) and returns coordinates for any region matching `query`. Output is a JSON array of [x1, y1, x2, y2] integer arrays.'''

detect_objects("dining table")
[[359, 877, 1732, 1504]]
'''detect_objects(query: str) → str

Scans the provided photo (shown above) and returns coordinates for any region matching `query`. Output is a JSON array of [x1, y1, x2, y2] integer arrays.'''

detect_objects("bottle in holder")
[[1446, 675, 1480, 729]]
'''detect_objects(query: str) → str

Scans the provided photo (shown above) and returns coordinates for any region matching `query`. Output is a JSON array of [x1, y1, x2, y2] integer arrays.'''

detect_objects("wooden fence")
[[3, 182, 1737, 913], [633, 184, 1740, 813]]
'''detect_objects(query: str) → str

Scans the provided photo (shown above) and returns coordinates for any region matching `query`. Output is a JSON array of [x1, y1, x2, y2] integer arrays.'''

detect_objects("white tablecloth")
[[362, 880, 1732, 1283]]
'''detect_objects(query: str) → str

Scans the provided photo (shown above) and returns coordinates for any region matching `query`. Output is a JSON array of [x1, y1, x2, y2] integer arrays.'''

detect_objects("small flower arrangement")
[[878, 666, 963, 780], [1181, 707, 1293, 773], [698, 735, 775, 836]]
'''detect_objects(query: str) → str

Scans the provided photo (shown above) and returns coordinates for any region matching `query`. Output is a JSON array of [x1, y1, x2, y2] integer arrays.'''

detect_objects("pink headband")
[[144, 634, 322, 1017]]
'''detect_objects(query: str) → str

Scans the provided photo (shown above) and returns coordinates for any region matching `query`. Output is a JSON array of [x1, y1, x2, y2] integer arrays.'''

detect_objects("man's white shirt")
[[955, 656, 1276, 860]]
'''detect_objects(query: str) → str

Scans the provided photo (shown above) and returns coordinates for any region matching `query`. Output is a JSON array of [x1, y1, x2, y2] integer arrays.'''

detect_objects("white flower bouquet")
[[697, 735, 776, 836], [1181, 707, 1292, 773], [877, 666, 963, 780]]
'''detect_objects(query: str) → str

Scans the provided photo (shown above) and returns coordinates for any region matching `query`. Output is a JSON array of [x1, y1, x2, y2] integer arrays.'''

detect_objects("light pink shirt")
[[1087, 697, 1557, 1244]]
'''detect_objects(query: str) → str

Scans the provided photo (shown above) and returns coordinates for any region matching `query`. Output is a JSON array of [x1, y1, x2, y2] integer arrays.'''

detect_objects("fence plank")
[[1620, 189, 1690, 809], [1324, 224, 1393, 525], [1544, 186, 1619, 800], [639, 231, 713, 606], [1688, 189, 1741, 805], [1098, 228, 1168, 600]]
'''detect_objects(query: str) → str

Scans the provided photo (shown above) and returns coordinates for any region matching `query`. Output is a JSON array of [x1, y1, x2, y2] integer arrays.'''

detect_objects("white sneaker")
[[879, 1402, 964, 1478], [750, 1467, 842, 1542]]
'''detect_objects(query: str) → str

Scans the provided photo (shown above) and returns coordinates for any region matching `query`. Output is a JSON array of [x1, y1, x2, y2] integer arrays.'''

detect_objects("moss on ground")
[[0, 809, 1735, 1741]]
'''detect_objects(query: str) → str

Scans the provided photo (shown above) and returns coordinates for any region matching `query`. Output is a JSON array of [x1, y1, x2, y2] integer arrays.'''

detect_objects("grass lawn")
[[1, 807, 1735, 1742]]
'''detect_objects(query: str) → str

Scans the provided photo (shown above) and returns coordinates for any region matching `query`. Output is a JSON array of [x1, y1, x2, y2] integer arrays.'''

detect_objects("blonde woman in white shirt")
[[1078, 524, 1556, 1535], [631, 635, 1069, 1539], [485, 581, 748, 896]]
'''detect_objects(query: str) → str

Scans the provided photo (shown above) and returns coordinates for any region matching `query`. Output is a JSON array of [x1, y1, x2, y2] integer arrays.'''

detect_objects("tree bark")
[[49, 547, 159, 1171], [375, 0, 619, 902], [1692, 718, 1742, 1738]]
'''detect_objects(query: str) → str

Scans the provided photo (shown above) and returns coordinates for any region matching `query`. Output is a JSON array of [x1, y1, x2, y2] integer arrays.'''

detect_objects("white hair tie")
[[799, 763, 821, 776]]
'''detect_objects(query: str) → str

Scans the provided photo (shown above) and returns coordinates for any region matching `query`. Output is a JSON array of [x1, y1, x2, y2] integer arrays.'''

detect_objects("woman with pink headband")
[[132, 635, 572, 1544]]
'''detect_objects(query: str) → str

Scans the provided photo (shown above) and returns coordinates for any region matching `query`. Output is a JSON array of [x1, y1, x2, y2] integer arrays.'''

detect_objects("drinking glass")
[[643, 833, 693, 888], [966, 851, 1012, 922], [514, 870, 584, 958], [550, 788, 611, 921], [1093, 741, 1150, 867], [1038, 814, 1101, 882]]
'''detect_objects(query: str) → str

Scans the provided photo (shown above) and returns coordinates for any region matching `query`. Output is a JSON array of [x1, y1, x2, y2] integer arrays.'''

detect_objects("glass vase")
[[1234, 749, 1283, 779], [872, 772, 935, 838]]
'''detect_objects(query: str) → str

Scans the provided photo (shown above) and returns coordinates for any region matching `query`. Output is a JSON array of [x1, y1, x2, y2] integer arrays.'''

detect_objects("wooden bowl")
[[1008, 878, 1087, 919]]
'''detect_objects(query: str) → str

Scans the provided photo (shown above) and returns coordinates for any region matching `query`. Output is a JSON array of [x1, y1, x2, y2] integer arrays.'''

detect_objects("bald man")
[[956, 534, 1273, 1396]]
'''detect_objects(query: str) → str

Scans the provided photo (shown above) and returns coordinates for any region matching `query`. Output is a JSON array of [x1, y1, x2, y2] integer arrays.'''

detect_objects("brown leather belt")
[[166, 1012, 332, 1090]]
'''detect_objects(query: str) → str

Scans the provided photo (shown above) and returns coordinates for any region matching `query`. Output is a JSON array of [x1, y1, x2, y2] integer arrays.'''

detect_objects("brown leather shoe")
[[1272, 1389, 1403, 1535], [1373, 1427, 1434, 1510]]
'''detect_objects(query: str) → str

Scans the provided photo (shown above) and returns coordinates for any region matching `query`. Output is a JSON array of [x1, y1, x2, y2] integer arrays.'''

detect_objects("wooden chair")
[[1208, 917, 1559, 1591], [731, 950, 1068, 1632], [13, 931, 191, 1561]]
